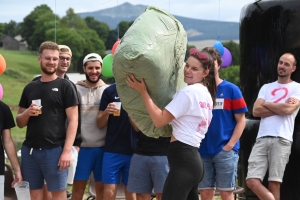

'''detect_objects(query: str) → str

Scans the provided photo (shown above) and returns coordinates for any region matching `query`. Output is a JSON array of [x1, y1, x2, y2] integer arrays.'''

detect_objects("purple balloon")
[[221, 47, 232, 68]]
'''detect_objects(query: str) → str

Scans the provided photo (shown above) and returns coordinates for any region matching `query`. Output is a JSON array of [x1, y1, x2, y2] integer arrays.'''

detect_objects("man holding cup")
[[32, 44, 82, 200], [97, 83, 137, 200], [16, 41, 79, 200], [72, 53, 108, 200], [0, 100, 22, 198]]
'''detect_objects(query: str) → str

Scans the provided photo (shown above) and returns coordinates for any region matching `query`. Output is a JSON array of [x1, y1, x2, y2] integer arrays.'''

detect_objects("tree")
[[106, 29, 118, 50], [3, 20, 20, 36], [219, 65, 240, 86], [46, 27, 106, 73], [60, 8, 88, 30], [222, 40, 240, 66], [46, 27, 85, 72], [0, 23, 4, 36], [78, 30, 105, 55], [85, 17, 110, 43], [19, 4, 54, 50], [76, 29, 106, 73], [185, 44, 196, 61], [58, 9, 106, 73], [31, 12, 58, 51], [118, 21, 134, 39], [105, 21, 133, 50]]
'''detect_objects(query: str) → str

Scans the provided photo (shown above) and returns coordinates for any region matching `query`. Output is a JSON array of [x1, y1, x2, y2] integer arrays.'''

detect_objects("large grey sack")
[[113, 6, 187, 138]]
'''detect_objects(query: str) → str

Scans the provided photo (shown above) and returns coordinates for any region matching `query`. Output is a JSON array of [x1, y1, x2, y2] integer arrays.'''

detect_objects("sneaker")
[[66, 190, 72, 198]]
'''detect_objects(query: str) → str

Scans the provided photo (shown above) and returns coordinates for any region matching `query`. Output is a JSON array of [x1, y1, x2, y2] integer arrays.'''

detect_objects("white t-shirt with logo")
[[165, 83, 213, 147], [257, 81, 300, 141]]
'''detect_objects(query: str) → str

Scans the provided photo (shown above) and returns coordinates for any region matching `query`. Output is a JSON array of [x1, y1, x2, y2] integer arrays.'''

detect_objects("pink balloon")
[[221, 47, 232, 68], [0, 84, 3, 100]]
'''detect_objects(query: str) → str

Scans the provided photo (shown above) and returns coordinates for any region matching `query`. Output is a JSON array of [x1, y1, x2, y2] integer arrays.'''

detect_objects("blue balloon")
[[213, 40, 224, 56]]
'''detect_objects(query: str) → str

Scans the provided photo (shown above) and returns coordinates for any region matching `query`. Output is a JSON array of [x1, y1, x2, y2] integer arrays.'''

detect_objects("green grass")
[[0, 49, 40, 147], [0, 49, 39, 105]]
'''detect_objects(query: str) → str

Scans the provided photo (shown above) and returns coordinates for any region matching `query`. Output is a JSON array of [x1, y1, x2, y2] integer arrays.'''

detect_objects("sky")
[[0, 0, 255, 23]]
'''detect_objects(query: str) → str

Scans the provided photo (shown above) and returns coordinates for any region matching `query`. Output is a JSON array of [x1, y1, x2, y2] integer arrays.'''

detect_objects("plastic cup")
[[113, 102, 121, 116], [14, 181, 31, 200], [32, 99, 42, 114]]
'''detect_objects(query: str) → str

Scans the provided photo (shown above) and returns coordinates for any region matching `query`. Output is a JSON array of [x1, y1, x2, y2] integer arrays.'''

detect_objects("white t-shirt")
[[257, 81, 300, 141], [165, 83, 213, 147]]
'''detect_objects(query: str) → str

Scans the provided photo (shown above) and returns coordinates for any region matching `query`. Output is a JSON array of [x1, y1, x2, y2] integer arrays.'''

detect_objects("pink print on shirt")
[[197, 118, 210, 132], [271, 87, 288, 103], [199, 101, 213, 110], [197, 120, 207, 131]]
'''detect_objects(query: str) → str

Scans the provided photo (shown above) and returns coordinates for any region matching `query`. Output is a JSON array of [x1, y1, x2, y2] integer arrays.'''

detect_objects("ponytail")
[[189, 47, 217, 106], [201, 52, 217, 106]]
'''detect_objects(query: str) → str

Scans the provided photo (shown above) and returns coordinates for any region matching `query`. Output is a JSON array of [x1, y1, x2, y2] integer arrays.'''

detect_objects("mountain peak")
[[79, 2, 147, 19], [77, 2, 239, 41]]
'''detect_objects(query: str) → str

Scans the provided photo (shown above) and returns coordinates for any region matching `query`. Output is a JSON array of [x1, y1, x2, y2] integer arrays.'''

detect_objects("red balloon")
[[0, 54, 6, 74], [112, 39, 120, 55]]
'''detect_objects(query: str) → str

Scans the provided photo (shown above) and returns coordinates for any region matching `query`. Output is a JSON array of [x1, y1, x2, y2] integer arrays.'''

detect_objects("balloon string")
[[218, 0, 220, 39], [54, 0, 56, 43], [117, 0, 119, 39]]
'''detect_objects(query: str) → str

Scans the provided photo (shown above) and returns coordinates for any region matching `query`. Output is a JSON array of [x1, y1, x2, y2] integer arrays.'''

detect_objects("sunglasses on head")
[[189, 48, 209, 67]]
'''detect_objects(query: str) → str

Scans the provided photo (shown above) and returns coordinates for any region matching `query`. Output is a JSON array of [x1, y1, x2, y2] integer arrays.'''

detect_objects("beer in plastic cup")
[[32, 99, 42, 114], [113, 102, 121, 116]]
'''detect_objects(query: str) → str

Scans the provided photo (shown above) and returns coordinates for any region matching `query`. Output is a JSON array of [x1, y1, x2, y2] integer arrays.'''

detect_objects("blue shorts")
[[21, 145, 67, 191], [102, 152, 132, 185], [127, 154, 169, 194], [74, 147, 104, 182], [199, 150, 239, 191]]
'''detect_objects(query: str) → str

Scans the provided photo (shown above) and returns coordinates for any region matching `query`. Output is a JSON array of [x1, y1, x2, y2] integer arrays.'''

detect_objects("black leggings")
[[162, 141, 204, 200]]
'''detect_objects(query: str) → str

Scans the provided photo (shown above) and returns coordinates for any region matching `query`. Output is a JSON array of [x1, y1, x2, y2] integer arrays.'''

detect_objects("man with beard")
[[72, 53, 108, 200], [246, 53, 300, 200], [16, 41, 79, 200], [32, 45, 81, 200], [97, 83, 137, 200]]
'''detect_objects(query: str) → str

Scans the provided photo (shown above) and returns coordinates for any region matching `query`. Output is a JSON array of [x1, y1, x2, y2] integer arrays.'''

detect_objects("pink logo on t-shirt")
[[197, 120, 207, 131], [271, 87, 288, 103]]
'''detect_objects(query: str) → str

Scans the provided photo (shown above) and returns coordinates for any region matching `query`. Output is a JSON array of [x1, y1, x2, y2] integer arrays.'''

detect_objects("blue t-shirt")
[[199, 80, 248, 157], [99, 83, 135, 155]]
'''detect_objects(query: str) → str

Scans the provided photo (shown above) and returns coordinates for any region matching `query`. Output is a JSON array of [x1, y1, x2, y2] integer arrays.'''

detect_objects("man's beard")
[[85, 73, 100, 83], [278, 73, 288, 78], [41, 63, 56, 75]]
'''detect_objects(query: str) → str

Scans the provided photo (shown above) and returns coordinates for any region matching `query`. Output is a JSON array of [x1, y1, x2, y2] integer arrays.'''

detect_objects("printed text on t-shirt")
[[199, 101, 213, 110]]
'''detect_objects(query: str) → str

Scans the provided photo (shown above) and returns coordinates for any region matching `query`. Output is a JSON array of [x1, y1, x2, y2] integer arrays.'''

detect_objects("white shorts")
[[246, 137, 291, 182]]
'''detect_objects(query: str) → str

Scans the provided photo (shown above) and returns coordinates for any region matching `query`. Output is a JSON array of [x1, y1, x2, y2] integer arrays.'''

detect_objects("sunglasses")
[[189, 48, 209, 67]]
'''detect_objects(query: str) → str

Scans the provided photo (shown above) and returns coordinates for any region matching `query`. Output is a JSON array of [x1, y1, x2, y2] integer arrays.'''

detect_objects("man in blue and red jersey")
[[198, 47, 248, 200]]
